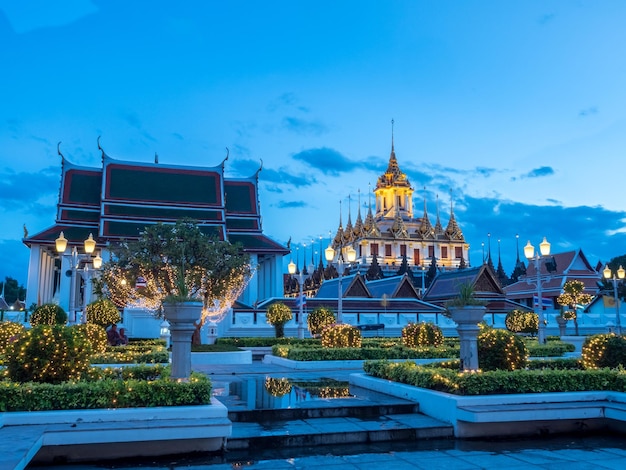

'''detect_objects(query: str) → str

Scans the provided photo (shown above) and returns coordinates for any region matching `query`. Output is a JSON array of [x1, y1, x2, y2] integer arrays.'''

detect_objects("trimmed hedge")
[[0, 367, 211, 412], [272, 344, 459, 361], [363, 359, 626, 395]]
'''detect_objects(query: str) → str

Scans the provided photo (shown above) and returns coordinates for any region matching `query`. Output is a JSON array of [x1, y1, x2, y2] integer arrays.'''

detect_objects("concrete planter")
[[162, 301, 203, 380], [449, 306, 487, 371], [190, 350, 252, 365], [561, 335, 587, 353]]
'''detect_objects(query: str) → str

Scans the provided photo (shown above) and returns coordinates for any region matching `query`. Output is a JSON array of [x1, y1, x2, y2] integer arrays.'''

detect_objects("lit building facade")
[[23, 144, 288, 332], [329, 135, 469, 274]]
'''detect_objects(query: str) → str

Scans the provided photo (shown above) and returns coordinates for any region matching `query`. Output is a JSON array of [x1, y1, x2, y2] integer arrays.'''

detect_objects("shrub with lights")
[[5, 325, 92, 384], [29, 303, 68, 326], [477, 327, 528, 371], [266, 302, 293, 338], [85, 298, 121, 327], [581, 333, 626, 369], [505, 309, 538, 335], [321, 324, 362, 348], [264, 377, 292, 397], [401, 322, 443, 348], [74, 322, 108, 354], [0, 321, 25, 359], [307, 306, 336, 337]]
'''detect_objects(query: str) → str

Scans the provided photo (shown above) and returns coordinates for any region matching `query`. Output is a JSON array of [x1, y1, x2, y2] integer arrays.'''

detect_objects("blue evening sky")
[[1, 1, 626, 285]]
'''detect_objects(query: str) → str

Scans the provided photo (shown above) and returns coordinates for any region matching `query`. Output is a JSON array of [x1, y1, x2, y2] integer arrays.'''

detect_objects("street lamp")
[[603, 264, 625, 335], [524, 237, 551, 344], [288, 258, 313, 339], [55, 232, 102, 322], [324, 244, 356, 324]]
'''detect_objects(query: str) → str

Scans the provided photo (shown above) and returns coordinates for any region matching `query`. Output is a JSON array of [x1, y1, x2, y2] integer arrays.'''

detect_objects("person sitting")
[[118, 327, 129, 345], [107, 324, 123, 346]]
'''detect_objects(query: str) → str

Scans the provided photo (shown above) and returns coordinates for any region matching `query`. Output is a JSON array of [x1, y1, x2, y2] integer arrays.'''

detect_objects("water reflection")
[[213, 376, 353, 410]]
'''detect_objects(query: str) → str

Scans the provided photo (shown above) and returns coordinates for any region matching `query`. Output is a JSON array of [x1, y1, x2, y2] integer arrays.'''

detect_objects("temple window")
[[441, 246, 448, 259], [371, 243, 379, 256], [413, 249, 420, 266], [428, 245, 434, 258], [385, 244, 392, 257], [455, 247, 463, 259], [400, 244, 407, 257]]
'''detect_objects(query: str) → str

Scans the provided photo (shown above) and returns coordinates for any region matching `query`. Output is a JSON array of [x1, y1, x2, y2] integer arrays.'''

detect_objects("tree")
[[0, 277, 26, 305], [365, 254, 384, 281], [557, 280, 593, 335], [97, 220, 252, 327], [425, 257, 438, 288]]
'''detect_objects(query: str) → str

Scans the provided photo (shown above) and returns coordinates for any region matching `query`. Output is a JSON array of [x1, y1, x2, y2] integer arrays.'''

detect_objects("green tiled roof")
[[64, 170, 102, 206], [225, 181, 257, 214], [226, 218, 258, 230], [60, 209, 100, 223], [106, 165, 220, 205], [103, 220, 224, 239], [105, 204, 222, 221], [229, 233, 289, 254]]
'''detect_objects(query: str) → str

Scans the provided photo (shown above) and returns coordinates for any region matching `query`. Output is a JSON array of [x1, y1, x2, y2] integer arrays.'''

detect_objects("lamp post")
[[524, 237, 551, 344], [603, 264, 625, 335], [324, 244, 356, 324], [287, 258, 313, 339], [55, 232, 102, 323]]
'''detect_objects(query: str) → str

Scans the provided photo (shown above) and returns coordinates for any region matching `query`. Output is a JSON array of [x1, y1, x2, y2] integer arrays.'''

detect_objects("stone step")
[[227, 413, 454, 450], [229, 402, 420, 422]]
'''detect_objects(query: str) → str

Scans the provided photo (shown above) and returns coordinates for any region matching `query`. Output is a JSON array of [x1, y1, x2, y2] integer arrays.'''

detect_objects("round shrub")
[[321, 324, 362, 348], [5, 325, 92, 383], [582, 334, 626, 369], [401, 322, 443, 348], [307, 307, 336, 337], [266, 302, 293, 326], [85, 299, 121, 327], [265, 377, 292, 397], [266, 302, 293, 338], [477, 328, 528, 371], [74, 323, 108, 354], [505, 309, 538, 335], [29, 303, 68, 326], [0, 321, 25, 357]]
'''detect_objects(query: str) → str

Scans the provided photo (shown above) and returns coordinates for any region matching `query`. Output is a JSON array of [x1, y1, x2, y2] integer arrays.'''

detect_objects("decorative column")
[[449, 306, 487, 371], [162, 301, 202, 380]]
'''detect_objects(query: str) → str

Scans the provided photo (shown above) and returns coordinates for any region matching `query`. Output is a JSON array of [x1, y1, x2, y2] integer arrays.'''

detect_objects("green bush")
[[525, 339, 576, 357], [29, 304, 68, 326], [582, 334, 626, 369], [0, 321, 25, 358], [5, 325, 92, 383], [74, 323, 108, 354], [266, 302, 292, 337], [364, 359, 626, 395], [321, 324, 361, 348], [401, 322, 443, 348], [272, 343, 459, 361], [85, 299, 121, 327], [307, 306, 336, 337], [478, 327, 528, 371], [0, 368, 211, 412], [505, 309, 538, 335]]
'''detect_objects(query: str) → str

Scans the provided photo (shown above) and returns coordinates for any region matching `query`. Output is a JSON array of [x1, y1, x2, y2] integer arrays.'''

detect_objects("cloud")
[[521, 166, 555, 179], [267, 93, 298, 112], [276, 200, 308, 209], [121, 111, 156, 142], [292, 147, 352, 176], [0, 1, 98, 34], [282, 117, 327, 136], [579, 106, 598, 117], [0, 166, 59, 207], [453, 195, 626, 272], [538, 13, 556, 25]]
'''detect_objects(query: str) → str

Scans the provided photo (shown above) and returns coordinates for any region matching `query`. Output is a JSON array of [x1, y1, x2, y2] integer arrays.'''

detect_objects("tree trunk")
[[274, 323, 285, 338]]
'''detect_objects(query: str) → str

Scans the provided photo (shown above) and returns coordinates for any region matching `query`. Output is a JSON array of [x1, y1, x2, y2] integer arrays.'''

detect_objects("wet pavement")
[[24, 361, 626, 469]]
